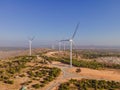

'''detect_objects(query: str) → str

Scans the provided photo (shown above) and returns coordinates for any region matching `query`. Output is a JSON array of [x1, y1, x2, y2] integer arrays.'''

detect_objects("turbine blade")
[[31, 36, 35, 41], [60, 39, 69, 42], [72, 22, 80, 39]]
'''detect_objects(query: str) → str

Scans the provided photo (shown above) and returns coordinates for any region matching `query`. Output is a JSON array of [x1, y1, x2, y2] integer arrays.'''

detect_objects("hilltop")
[[0, 48, 120, 90]]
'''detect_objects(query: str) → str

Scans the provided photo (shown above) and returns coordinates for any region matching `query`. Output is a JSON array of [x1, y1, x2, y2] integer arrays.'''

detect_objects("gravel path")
[[45, 62, 118, 90]]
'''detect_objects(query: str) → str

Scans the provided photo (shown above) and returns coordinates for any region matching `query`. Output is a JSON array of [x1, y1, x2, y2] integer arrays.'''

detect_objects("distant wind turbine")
[[51, 44, 55, 50], [58, 41, 61, 52], [60, 23, 79, 67], [28, 36, 35, 56], [63, 42, 66, 51]]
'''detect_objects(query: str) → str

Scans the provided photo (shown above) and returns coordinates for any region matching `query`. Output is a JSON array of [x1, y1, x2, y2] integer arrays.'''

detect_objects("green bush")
[[59, 83, 70, 90], [32, 84, 40, 89], [59, 79, 120, 90], [60, 58, 120, 69], [76, 68, 81, 73], [4, 80, 14, 84], [49, 67, 61, 77]]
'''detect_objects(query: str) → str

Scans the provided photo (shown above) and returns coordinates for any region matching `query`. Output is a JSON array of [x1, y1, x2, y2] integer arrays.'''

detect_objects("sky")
[[0, 0, 120, 47]]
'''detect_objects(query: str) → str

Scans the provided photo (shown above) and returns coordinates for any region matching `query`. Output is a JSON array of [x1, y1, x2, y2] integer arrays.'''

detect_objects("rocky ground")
[[97, 57, 120, 64]]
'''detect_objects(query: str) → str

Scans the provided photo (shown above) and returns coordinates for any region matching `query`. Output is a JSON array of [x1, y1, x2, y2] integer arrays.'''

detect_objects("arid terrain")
[[0, 48, 120, 90]]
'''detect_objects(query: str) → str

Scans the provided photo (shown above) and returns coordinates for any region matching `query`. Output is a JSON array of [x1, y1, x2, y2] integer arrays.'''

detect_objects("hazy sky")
[[0, 0, 120, 47]]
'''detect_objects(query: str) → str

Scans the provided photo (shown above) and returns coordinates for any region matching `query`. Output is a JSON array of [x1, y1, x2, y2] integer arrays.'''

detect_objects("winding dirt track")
[[42, 51, 120, 90]]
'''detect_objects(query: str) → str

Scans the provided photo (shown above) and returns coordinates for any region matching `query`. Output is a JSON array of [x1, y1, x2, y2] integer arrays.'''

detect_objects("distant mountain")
[[74, 45, 120, 50], [1, 45, 120, 51]]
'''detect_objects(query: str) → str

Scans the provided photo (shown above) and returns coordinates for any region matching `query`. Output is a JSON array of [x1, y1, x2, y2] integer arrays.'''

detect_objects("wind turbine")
[[58, 41, 61, 52], [60, 23, 79, 67], [52, 44, 55, 50], [63, 42, 66, 51], [28, 36, 35, 56]]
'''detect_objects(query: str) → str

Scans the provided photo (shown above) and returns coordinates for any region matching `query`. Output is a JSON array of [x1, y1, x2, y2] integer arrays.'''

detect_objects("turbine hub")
[[69, 39, 73, 42]]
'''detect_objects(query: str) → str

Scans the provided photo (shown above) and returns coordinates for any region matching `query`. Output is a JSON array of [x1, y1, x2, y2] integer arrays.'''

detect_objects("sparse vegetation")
[[81, 50, 120, 59], [41, 54, 120, 69], [32, 84, 40, 89], [61, 58, 120, 69], [0, 49, 120, 90], [4, 80, 14, 84], [0, 56, 36, 84], [0, 54, 61, 89], [27, 65, 61, 89], [59, 79, 120, 90]]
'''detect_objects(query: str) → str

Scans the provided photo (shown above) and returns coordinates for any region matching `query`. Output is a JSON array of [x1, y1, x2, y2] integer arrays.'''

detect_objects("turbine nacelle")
[[69, 39, 73, 42], [28, 36, 35, 56], [29, 40, 32, 43]]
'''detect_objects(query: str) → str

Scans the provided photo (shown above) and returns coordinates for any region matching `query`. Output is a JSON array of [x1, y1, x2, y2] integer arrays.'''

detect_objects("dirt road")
[[41, 61, 120, 90]]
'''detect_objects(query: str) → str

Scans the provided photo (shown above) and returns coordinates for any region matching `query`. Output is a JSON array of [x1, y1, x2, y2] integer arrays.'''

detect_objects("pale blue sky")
[[0, 0, 120, 47]]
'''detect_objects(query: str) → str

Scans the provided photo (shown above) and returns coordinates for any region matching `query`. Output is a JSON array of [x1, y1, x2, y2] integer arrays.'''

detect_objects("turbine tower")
[[60, 23, 79, 67], [58, 41, 61, 52], [63, 42, 66, 51], [28, 36, 35, 56], [52, 44, 55, 49]]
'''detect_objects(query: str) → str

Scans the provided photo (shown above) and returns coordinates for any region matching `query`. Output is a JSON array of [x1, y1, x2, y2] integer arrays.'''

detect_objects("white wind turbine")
[[28, 37, 35, 56], [58, 41, 61, 52], [51, 41, 55, 50], [60, 23, 79, 67], [63, 42, 66, 51]]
